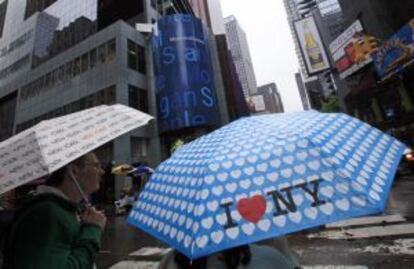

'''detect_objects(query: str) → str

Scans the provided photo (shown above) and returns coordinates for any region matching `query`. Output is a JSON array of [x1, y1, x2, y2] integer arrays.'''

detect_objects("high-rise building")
[[295, 72, 310, 110], [283, 0, 312, 81], [284, 0, 344, 109], [0, 0, 237, 200], [189, 0, 250, 121], [224, 15, 258, 98], [257, 82, 284, 113]]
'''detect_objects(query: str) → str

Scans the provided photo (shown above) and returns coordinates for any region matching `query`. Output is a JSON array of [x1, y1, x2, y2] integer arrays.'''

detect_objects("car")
[[397, 148, 414, 176]]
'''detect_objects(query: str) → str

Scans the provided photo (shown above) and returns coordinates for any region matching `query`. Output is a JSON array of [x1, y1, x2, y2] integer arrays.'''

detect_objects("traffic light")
[[320, 71, 336, 97]]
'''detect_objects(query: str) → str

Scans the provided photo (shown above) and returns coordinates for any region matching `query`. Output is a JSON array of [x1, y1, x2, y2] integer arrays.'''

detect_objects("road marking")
[[108, 261, 159, 269], [302, 265, 368, 269], [326, 214, 406, 228], [109, 261, 369, 269], [128, 247, 171, 257], [308, 224, 414, 239], [351, 238, 414, 255]]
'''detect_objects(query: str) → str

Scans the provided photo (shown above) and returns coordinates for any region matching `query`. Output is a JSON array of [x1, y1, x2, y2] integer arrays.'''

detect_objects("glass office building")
[[0, 0, 230, 201]]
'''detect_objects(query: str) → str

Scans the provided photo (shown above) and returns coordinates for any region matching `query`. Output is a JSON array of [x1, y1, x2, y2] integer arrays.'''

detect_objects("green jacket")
[[4, 193, 102, 269]]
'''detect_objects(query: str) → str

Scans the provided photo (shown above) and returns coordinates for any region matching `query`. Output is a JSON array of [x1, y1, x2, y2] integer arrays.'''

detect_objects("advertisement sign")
[[329, 20, 375, 79], [152, 15, 220, 133], [294, 16, 330, 75], [373, 19, 414, 80]]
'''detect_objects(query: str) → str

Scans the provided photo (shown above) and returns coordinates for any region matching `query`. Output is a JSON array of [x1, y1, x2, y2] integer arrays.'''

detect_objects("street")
[[97, 174, 414, 269]]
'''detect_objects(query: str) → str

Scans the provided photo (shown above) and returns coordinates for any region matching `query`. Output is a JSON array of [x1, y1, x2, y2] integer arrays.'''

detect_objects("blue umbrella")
[[127, 111, 406, 259]]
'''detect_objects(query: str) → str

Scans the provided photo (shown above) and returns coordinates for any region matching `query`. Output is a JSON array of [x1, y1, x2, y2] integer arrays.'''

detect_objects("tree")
[[320, 96, 341, 113]]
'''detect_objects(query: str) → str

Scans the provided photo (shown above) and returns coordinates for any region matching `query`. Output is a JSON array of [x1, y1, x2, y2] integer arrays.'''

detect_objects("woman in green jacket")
[[4, 152, 107, 269]]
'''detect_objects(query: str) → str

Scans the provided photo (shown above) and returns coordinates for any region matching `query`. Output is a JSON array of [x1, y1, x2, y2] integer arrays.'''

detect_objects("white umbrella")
[[0, 104, 153, 195]]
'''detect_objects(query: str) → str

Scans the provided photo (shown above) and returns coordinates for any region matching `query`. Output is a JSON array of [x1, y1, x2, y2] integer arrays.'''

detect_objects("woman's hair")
[[174, 245, 251, 269], [46, 155, 88, 186]]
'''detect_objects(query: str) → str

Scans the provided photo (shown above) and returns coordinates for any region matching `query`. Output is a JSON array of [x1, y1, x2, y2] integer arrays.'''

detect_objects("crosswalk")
[[108, 249, 371, 269], [307, 214, 414, 239]]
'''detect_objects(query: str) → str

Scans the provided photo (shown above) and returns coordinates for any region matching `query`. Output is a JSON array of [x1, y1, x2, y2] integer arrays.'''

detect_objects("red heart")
[[237, 195, 267, 223]]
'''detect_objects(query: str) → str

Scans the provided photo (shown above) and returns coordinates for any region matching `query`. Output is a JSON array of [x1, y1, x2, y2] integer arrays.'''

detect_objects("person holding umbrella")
[[3, 152, 106, 269], [0, 104, 154, 269], [127, 110, 406, 267]]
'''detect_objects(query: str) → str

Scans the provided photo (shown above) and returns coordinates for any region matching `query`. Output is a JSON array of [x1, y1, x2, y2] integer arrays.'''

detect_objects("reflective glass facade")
[[31, 0, 98, 66], [0, 0, 7, 38], [0, 0, 146, 68]]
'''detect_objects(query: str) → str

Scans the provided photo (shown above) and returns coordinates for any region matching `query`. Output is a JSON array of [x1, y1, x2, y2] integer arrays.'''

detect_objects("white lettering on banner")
[[81, 126, 107, 141], [67, 130, 82, 138], [67, 121, 82, 129], [50, 128, 65, 136], [97, 135, 110, 143], [80, 142, 96, 152], [0, 151, 10, 158], [9, 164, 25, 173], [65, 150, 81, 159], [47, 148, 61, 156], [48, 159, 63, 169]]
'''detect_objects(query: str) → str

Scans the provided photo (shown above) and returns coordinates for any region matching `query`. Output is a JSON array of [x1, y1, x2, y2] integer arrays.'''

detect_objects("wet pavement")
[[97, 175, 414, 269]]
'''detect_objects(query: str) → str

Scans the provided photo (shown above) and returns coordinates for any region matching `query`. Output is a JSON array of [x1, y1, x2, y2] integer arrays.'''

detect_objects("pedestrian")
[[157, 243, 300, 269], [2, 152, 107, 269]]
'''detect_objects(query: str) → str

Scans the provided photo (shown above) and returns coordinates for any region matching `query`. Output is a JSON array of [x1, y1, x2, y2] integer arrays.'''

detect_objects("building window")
[[25, 0, 58, 20], [128, 40, 138, 70], [127, 39, 146, 74], [65, 61, 73, 80], [128, 85, 148, 113], [107, 38, 116, 62], [81, 53, 89, 73], [0, 0, 8, 38], [19, 40, 116, 103], [131, 137, 149, 161], [89, 48, 97, 69], [73, 57, 81, 76], [137, 44, 146, 74], [97, 43, 107, 64], [0, 91, 17, 141], [17, 85, 116, 131]]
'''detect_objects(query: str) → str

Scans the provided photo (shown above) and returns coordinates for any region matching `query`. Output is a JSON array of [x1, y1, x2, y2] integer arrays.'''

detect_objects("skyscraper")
[[0, 0, 234, 200], [283, 0, 342, 80], [295, 72, 310, 110], [224, 15, 258, 98], [257, 82, 284, 113], [284, 0, 344, 109]]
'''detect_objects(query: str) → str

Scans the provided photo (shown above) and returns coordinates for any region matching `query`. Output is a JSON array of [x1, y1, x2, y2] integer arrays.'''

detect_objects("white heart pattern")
[[211, 231, 224, 244], [335, 199, 350, 211], [241, 223, 255, 235], [226, 227, 240, 240], [304, 207, 318, 219]]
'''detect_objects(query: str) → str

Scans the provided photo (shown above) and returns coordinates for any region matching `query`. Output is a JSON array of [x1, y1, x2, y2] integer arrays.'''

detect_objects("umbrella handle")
[[68, 167, 91, 207]]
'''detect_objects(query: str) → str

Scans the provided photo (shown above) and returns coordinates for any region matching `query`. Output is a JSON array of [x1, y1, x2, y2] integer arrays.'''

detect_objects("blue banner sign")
[[152, 15, 220, 133], [373, 19, 414, 80]]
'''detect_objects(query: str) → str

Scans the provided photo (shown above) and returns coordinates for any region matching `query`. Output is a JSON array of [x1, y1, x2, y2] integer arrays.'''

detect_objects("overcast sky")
[[220, 0, 304, 112]]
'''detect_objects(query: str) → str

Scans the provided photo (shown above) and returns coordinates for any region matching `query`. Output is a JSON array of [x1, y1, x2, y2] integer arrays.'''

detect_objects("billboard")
[[294, 16, 330, 75], [329, 20, 375, 79], [152, 15, 220, 133], [373, 19, 414, 80]]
